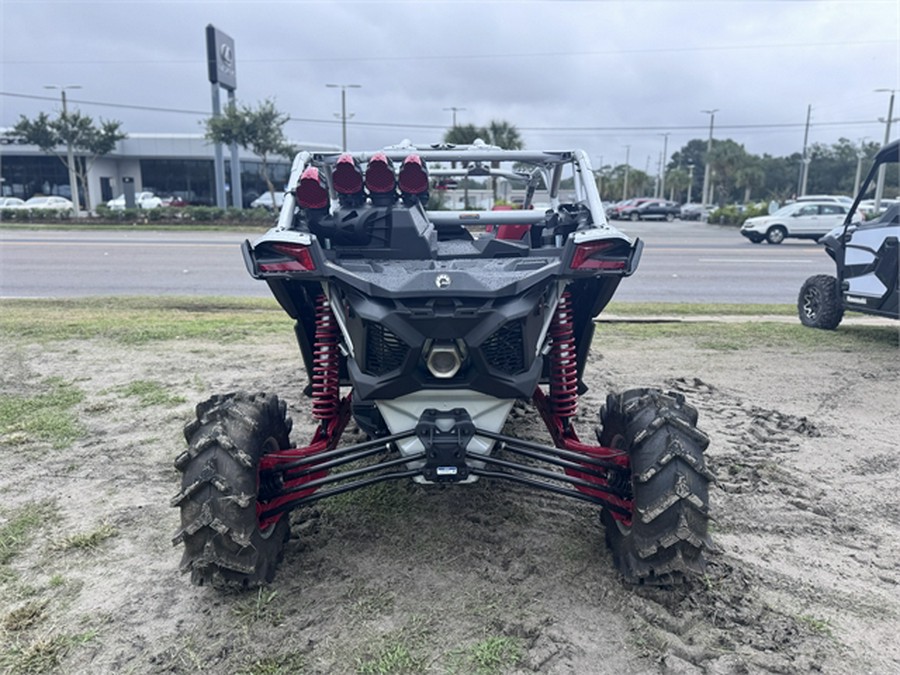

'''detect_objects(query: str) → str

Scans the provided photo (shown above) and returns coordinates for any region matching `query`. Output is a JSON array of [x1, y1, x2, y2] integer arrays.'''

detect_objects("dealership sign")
[[206, 25, 236, 91]]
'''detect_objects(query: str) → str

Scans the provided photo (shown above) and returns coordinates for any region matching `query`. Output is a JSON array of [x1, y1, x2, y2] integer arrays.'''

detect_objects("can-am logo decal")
[[435, 273, 451, 289]]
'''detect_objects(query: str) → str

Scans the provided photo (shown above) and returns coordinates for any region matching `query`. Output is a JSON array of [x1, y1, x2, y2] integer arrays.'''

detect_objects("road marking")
[[698, 258, 813, 264]]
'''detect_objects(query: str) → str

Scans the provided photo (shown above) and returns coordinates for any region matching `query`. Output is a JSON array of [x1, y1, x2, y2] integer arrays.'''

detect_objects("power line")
[[0, 90, 885, 136]]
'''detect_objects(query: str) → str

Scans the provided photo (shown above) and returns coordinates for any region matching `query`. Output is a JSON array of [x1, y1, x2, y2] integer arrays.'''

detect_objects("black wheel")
[[630, 212, 640, 222], [665, 212, 675, 222], [766, 226, 786, 244], [172, 391, 293, 589], [598, 389, 713, 584], [798, 274, 844, 330]]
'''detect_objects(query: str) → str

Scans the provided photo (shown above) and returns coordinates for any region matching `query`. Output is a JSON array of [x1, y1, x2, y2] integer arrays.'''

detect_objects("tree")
[[7, 111, 126, 210], [443, 123, 489, 146], [485, 120, 524, 151], [205, 99, 296, 206]]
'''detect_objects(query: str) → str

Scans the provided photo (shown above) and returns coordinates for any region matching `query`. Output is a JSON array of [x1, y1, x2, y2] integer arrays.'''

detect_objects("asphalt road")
[[0, 220, 835, 303]]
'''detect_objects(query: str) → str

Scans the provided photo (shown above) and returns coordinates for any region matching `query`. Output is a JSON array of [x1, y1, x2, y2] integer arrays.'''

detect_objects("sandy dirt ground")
[[1, 320, 899, 674]]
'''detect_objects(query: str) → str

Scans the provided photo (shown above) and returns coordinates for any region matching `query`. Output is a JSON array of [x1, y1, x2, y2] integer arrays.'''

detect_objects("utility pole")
[[622, 145, 631, 200], [700, 109, 718, 205], [443, 106, 466, 127], [874, 88, 896, 211], [799, 104, 812, 196], [659, 133, 669, 199], [44, 84, 82, 215], [326, 83, 361, 151]]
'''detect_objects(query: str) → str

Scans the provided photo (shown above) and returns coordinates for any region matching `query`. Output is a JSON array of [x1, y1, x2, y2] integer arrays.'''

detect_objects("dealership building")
[[0, 132, 338, 208]]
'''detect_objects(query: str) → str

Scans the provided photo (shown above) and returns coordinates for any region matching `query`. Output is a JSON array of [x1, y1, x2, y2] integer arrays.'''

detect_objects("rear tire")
[[598, 389, 713, 584], [172, 391, 293, 589], [798, 274, 844, 329], [665, 213, 675, 222]]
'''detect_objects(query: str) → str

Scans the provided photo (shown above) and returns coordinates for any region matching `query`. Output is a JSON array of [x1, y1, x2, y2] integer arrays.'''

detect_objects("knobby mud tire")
[[598, 388, 713, 585], [798, 274, 844, 330], [172, 391, 293, 589]]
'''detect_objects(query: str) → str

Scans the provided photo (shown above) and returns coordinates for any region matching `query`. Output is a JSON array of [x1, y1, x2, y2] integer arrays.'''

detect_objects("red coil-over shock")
[[548, 290, 578, 421], [312, 294, 340, 420]]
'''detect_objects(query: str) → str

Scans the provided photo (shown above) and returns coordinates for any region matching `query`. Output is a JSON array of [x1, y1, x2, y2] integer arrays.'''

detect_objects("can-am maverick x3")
[[172, 141, 713, 588]]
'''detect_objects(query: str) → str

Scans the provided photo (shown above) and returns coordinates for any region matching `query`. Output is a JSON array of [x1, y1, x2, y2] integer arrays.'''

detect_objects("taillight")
[[258, 242, 316, 272], [570, 241, 627, 271]]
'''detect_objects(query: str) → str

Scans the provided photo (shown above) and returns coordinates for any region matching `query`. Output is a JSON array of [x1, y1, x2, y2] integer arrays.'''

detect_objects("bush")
[[707, 203, 769, 226]]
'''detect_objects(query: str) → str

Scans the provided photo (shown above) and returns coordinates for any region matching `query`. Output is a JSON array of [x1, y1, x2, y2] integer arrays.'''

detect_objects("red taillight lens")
[[258, 242, 316, 272], [296, 167, 329, 209], [570, 241, 627, 271]]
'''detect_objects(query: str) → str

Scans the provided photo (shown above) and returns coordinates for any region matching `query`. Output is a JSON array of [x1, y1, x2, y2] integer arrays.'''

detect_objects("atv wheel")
[[598, 388, 713, 584], [798, 274, 844, 330], [173, 391, 293, 589], [766, 226, 786, 244]]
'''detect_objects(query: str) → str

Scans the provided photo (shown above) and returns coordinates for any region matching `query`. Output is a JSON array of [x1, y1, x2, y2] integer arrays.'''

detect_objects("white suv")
[[740, 201, 860, 244]]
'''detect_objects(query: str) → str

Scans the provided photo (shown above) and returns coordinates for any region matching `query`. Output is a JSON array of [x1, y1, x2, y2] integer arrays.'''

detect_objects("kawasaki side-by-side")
[[172, 142, 713, 588]]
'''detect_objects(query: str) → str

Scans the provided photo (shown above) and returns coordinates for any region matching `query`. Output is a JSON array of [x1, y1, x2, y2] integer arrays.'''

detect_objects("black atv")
[[172, 142, 713, 588], [799, 140, 899, 329]]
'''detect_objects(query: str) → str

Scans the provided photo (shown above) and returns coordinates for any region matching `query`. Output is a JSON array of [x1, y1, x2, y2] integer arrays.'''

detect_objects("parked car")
[[619, 199, 681, 222], [740, 201, 860, 244], [679, 203, 710, 221], [798, 140, 898, 329], [794, 194, 853, 205], [0, 197, 26, 209], [605, 197, 654, 220], [858, 198, 898, 218], [107, 191, 163, 210], [20, 196, 74, 211], [250, 191, 285, 210]]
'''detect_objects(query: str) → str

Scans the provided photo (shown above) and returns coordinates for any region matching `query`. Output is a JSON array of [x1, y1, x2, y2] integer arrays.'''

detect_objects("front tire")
[[766, 226, 786, 244], [798, 274, 844, 329], [172, 391, 293, 589], [630, 212, 640, 222], [598, 389, 713, 584], [665, 213, 675, 222]]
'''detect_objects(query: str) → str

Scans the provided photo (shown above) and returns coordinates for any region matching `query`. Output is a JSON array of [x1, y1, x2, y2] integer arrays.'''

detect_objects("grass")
[[116, 380, 186, 407], [0, 503, 57, 569], [0, 377, 85, 448], [0, 296, 289, 345], [466, 636, 523, 674], [604, 301, 796, 316], [0, 631, 97, 674], [595, 319, 898, 351], [53, 522, 117, 552], [232, 588, 284, 627]]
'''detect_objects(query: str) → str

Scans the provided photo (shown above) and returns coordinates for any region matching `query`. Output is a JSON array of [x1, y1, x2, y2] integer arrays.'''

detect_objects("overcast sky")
[[1, 0, 898, 173]]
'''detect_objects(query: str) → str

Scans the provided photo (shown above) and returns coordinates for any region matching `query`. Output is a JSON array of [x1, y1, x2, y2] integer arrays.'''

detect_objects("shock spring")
[[549, 290, 578, 420], [312, 294, 340, 420]]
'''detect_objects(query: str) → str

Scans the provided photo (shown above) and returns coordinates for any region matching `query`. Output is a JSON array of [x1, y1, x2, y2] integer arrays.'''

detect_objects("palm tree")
[[485, 120, 523, 150]]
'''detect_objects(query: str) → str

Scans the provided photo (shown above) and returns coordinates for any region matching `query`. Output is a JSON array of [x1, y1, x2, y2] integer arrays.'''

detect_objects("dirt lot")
[[1, 310, 898, 674]]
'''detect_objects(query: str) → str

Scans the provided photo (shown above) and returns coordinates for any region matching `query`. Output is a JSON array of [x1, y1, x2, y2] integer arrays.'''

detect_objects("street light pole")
[[326, 83, 361, 151], [874, 88, 896, 211], [700, 109, 718, 206], [44, 84, 82, 215], [686, 163, 695, 204], [799, 103, 812, 196], [622, 145, 631, 200], [853, 138, 867, 197]]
